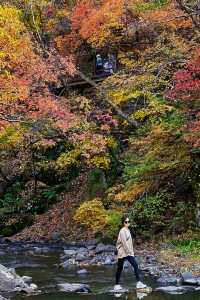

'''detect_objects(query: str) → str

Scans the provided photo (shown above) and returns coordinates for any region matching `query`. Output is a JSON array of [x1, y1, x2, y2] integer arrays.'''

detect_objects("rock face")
[[0, 264, 37, 293], [57, 283, 91, 293]]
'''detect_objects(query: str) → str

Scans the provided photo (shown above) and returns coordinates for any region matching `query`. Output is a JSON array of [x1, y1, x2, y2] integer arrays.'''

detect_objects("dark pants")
[[115, 256, 140, 284]]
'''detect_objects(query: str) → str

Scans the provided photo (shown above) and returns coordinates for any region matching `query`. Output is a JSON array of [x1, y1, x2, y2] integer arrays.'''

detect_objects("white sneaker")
[[114, 284, 123, 291], [137, 292, 148, 299], [136, 281, 147, 289]]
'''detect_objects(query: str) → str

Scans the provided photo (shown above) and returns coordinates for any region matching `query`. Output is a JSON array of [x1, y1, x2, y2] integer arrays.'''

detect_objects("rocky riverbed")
[[0, 237, 200, 299]]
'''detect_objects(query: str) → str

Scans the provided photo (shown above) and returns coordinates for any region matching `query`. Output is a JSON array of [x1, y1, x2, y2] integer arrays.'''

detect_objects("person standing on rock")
[[114, 216, 147, 291]]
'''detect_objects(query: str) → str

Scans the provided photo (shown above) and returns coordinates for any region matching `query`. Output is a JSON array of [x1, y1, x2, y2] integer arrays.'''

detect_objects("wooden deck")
[[67, 73, 110, 87]]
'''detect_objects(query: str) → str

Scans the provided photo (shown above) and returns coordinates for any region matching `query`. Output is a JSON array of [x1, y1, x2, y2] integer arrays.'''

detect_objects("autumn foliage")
[[0, 0, 199, 240]]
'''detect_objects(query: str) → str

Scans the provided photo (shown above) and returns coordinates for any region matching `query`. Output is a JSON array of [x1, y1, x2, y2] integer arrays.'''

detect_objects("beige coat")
[[116, 227, 134, 259]]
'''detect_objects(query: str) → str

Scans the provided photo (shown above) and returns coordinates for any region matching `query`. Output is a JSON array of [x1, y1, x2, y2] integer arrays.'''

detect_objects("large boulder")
[[181, 272, 198, 285], [0, 264, 37, 293], [0, 296, 9, 300], [156, 285, 196, 294], [157, 275, 179, 285], [57, 283, 91, 293]]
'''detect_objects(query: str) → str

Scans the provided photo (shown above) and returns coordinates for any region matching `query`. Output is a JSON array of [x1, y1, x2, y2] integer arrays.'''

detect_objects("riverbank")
[[1, 236, 200, 292], [1, 236, 200, 300]]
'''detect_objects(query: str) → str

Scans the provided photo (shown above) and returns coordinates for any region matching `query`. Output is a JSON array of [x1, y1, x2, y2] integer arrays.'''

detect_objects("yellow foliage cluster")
[[106, 136, 118, 149], [0, 6, 36, 104], [90, 154, 110, 169], [0, 6, 34, 71], [0, 124, 27, 149], [74, 198, 109, 231], [114, 181, 151, 204], [56, 149, 81, 171]]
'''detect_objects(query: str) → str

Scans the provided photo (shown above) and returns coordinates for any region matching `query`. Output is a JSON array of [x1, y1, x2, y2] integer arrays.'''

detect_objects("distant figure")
[[96, 54, 103, 71], [103, 60, 112, 74], [114, 216, 148, 292], [108, 53, 116, 73]]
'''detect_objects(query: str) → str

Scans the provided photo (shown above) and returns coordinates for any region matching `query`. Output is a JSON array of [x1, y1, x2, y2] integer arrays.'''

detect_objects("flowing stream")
[[1, 247, 200, 300]]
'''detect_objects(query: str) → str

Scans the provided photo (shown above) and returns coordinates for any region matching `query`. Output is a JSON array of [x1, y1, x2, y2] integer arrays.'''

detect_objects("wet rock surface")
[[156, 285, 197, 294], [181, 272, 198, 285], [57, 283, 91, 293], [0, 296, 9, 300], [0, 264, 38, 294]]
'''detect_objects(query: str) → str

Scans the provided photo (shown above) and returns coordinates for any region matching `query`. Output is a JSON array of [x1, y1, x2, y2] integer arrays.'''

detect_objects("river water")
[[1, 248, 200, 300]]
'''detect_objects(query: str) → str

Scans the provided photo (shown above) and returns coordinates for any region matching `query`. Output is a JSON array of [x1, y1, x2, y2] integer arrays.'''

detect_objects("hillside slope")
[[11, 173, 94, 242]]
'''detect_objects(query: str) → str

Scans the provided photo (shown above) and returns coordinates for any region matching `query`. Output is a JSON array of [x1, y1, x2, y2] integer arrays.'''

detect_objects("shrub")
[[74, 198, 109, 232], [107, 210, 122, 238], [128, 192, 169, 234], [86, 169, 107, 199], [1, 226, 15, 237]]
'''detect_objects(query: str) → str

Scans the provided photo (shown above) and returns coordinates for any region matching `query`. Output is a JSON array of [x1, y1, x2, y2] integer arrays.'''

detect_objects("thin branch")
[[76, 69, 139, 127], [29, 0, 44, 45], [176, 0, 200, 27], [0, 115, 24, 123]]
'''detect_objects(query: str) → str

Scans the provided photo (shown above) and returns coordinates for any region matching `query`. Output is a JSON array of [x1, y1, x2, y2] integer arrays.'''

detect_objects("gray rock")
[[76, 253, 87, 262], [30, 283, 38, 290], [156, 285, 196, 294], [33, 247, 43, 255], [33, 247, 49, 255], [22, 276, 32, 284], [63, 250, 77, 257], [89, 257, 98, 265], [51, 232, 61, 241], [156, 286, 183, 294], [157, 276, 179, 285], [0, 251, 5, 256], [146, 255, 156, 263], [57, 283, 91, 293], [148, 266, 160, 276], [77, 247, 88, 253], [104, 257, 112, 265], [87, 245, 96, 251], [104, 245, 116, 252], [95, 243, 115, 254], [76, 269, 88, 275], [60, 258, 76, 268], [197, 277, 200, 286], [95, 243, 107, 254], [86, 239, 99, 246], [181, 272, 197, 285], [0, 264, 37, 293], [0, 296, 9, 300]]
